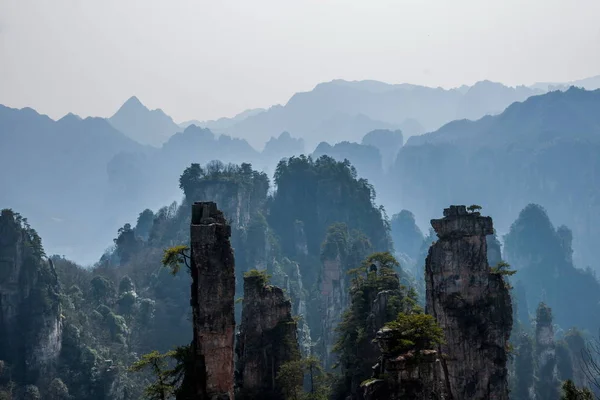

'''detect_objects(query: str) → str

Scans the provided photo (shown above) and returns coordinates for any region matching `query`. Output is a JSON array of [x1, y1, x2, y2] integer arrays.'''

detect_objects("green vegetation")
[[561, 380, 593, 400], [384, 312, 445, 355], [491, 261, 517, 277], [270, 155, 392, 259], [161, 245, 190, 276], [277, 356, 330, 400], [128, 346, 190, 400], [333, 252, 417, 398], [243, 268, 272, 286]]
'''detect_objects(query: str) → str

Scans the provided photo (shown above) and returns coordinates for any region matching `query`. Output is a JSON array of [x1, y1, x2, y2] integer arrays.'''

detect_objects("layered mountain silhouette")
[[0, 104, 148, 263], [108, 96, 180, 147], [179, 108, 266, 131], [3, 77, 600, 266], [531, 74, 600, 91], [391, 87, 600, 268], [218, 79, 543, 149]]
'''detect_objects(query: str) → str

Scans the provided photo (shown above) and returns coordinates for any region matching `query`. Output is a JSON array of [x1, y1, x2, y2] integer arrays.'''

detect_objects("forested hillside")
[[392, 87, 600, 268], [2, 154, 600, 399]]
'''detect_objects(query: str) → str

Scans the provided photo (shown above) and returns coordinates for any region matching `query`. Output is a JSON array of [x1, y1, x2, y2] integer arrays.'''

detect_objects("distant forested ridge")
[[391, 87, 600, 269]]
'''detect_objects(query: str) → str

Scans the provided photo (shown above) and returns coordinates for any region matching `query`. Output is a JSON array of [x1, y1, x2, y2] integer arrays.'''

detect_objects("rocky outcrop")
[[363, 328, 448, 400], [272, 258, 312, 356], [534, 303, 560, 400], [188, 202, 236, 399], [425, 205, 513, 400], [320, 252, 346, 369], [0, 209, 62, 387], [235, 272, 300, 399]]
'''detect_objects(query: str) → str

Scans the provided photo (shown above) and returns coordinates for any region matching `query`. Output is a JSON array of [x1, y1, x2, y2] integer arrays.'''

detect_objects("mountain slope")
[[222, 79, 543, 149], [393, 87, 600, 268], [0, 104, 150, 263], [108, 96, 180, 147], [179, 108, 266, 131]]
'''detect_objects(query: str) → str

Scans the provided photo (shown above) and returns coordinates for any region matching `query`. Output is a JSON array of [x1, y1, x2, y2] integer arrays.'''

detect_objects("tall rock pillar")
[[235, 272, 300, 399], [425, 205, 513, 400], [189, 202, 236, 399]]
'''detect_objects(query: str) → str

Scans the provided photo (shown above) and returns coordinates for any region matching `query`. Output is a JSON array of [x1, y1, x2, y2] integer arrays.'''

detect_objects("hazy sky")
[[1, 0, 599, 122]]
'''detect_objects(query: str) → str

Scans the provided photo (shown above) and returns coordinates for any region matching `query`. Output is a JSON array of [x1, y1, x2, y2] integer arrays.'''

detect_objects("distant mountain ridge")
[[217, 79, 544, 149], [179, 108, 266, 131], [108, 96, 180, 147], [530, 74, 600, 91], [0, 104, 149, 263], [105, 75, 599, 150], [392, 87, 600, 270]]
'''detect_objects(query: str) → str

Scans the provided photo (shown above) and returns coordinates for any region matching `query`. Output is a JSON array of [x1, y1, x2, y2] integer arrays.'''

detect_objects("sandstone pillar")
[[425, 205, 513, 400], [190, 202, 236, 399]]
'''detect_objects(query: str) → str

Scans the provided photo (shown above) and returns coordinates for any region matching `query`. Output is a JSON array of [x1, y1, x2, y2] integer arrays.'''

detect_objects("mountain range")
[[390, 87, 600, 269], [2, 76, 600, 265], [103, 76, 600, 150]]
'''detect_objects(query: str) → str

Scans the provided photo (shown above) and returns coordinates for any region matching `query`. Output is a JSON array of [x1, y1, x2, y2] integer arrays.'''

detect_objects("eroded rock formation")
[[235, 272, 300, 399], [188, 202, 236, 399], [0, 209, 62, 387], [363, 327, 447, 400], [425, 205, 513, 399], [320, 251, 347, 369], [534, 302, 560, 399]]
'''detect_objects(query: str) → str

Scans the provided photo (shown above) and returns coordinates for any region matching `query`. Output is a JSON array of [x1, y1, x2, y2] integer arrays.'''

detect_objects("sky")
[[1, 0, 600, 122]]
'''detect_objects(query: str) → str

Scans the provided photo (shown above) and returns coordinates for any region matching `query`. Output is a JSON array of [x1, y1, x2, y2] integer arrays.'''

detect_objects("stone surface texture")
[[0, 209, 62, 387], [425, 205, 513, 400], [235, 274, 300, 399], [189, 202, 236, 400]]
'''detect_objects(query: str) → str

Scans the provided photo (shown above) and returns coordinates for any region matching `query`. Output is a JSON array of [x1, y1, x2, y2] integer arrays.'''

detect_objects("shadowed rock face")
[[0, 209, 62, 387], [235, 275, 300, 400], [189, 202, 236, 399], [320, 253, 346, 369], [425, 205, 513, 400]]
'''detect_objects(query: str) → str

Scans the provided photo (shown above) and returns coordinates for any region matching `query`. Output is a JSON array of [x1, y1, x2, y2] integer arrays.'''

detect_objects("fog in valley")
[[1, 1, 600, 399]]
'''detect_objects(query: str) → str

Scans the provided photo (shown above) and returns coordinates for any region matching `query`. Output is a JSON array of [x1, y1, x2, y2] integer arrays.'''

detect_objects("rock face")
[[0, 209, 62, 386], [534, 303, 559, 399], [235, 273, 300, 399], [425, 205, 513, 400], [320, 252, 347, 369], [363, 328, 448, 400], [188, 202, 236, 399]]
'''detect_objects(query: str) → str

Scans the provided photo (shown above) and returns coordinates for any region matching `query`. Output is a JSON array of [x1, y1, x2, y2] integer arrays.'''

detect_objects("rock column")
[[235, 273, 300, 399], [189, 202, 236, 399], [425, 205, 513, 400]]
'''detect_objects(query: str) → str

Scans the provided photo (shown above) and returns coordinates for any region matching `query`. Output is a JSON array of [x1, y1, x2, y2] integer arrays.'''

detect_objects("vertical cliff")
[[320, 251, 346, 369], [425, 205, 513, 399], [0, 209, 62, 387], [271, 258, 312, 357], [188, 202, 236, 399], [235, 271, 300, 399], [535, 303, 560, 400]]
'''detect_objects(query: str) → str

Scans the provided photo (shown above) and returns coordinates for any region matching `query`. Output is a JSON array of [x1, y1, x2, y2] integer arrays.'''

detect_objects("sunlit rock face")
[[425, 205, 513, 400]]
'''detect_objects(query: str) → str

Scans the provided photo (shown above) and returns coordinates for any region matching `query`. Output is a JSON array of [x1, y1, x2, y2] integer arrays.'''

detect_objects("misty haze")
[[1, 1, 600, 399]]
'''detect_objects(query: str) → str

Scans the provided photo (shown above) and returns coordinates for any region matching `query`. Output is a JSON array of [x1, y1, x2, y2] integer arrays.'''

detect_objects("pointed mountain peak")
[[58, 112, 82, 123], [121, 96, 147, 110]]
